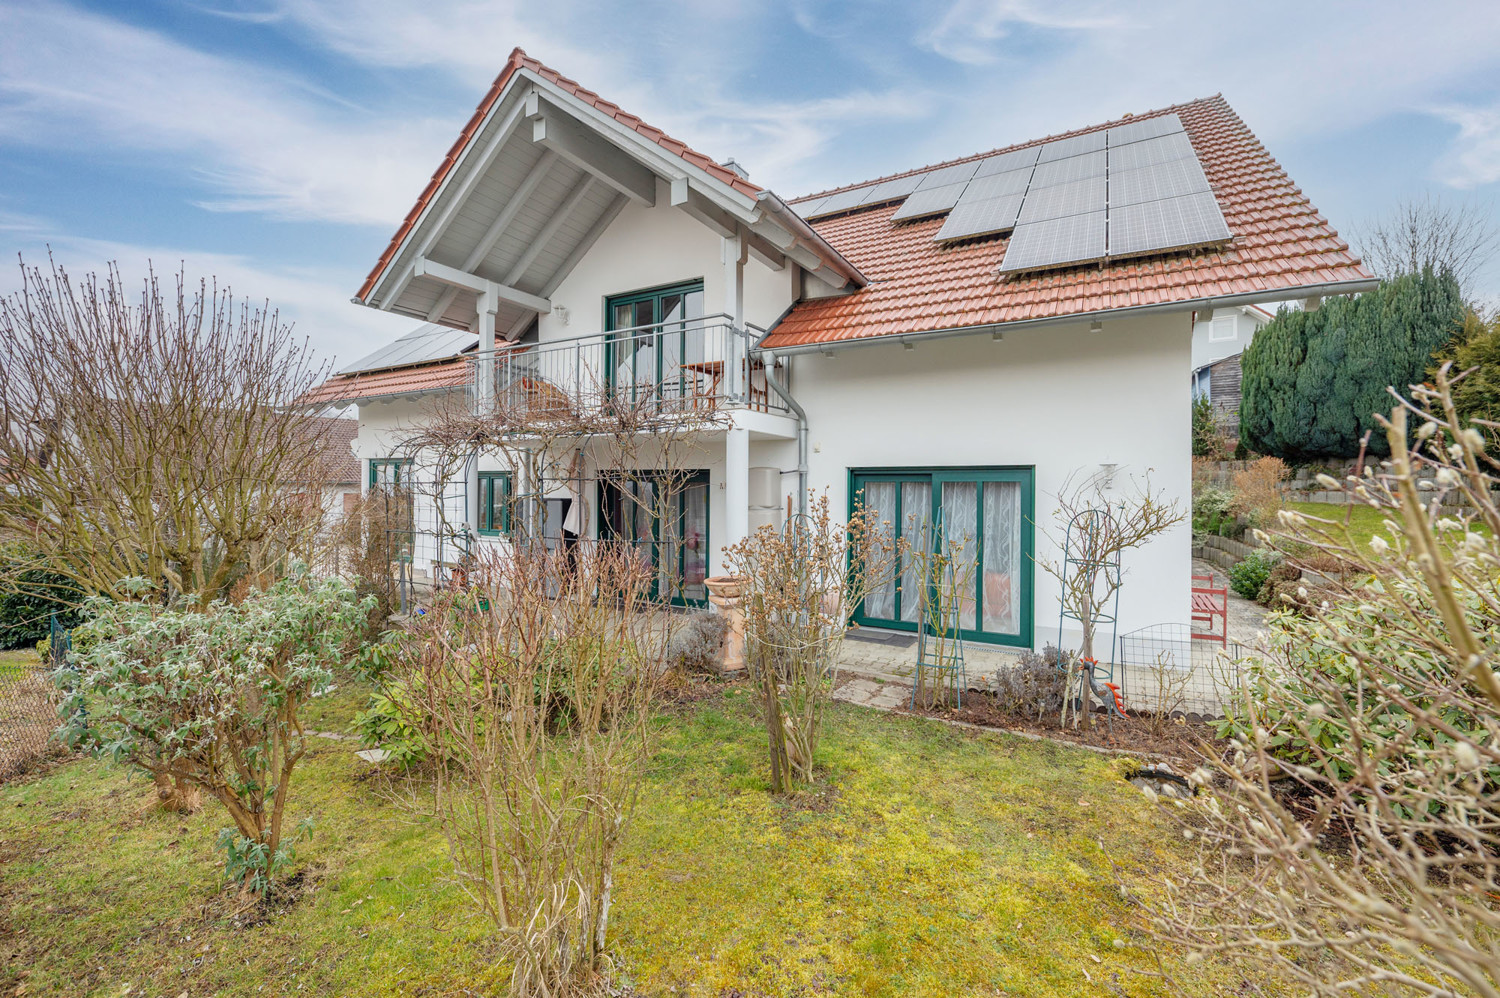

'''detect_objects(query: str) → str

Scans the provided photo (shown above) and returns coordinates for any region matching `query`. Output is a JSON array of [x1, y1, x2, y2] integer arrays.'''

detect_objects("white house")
[[305, 49, 1374, 651], [1190, 305, 1272, 436]]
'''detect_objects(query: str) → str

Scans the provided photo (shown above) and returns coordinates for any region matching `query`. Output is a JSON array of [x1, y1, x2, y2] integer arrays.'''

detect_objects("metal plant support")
[[1056, 508, 1127, 728], [910, 559, 968, 709]]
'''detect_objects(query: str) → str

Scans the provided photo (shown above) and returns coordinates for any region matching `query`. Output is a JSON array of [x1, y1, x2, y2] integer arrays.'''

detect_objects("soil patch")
[[905, 688, 1223, 760]]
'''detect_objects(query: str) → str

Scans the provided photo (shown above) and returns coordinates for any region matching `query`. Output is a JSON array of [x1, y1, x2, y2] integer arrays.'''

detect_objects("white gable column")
[[724, 425, 750, 565], [722, 231, 746, 402], [470, 288, 498, 535]]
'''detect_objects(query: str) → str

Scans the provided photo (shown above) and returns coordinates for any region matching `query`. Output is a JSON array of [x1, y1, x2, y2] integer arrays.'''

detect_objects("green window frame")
[[368, 458, 411, 490], [849, 467, 1035, 648], [604, 280, 705, 403], [597, 469, 711, 607], [478, 471, 512, 536]]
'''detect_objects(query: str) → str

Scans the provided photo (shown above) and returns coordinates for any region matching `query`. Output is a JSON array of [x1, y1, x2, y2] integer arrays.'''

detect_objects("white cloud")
[[918, 0, 1125, 66], [2, 229, 413, 369], [1431, 102, 1500, 189], [0, 2, 448, 225]]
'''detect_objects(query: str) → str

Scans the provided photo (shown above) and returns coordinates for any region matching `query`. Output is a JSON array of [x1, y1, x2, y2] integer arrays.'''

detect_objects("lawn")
[[0, 663, 1269, 998], [1284, 499, 1490, 555]]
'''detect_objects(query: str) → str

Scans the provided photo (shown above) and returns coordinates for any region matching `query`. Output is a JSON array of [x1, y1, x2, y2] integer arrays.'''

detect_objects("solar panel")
[[806, 184, 877, 217], [1036, 130, 1108, 163], [1107, 192, 1230, 258], [999, 212, 1106, 272], [962, 168, 1033, 200], [1030, 150, 1107, 188], [1017, 175, 1106, 225], [1107, 132, 1196, 172], [859, 173, 926, 205], [891, 182, 969, 221], [790, 196, 828, 219], [972, 146, 1041, 178], [1106, 113, 1185, 148], [914, 161, 982, 191], [1108, 157, 1211, 208], [934, 193, 1025, 242], [340, 324, 478, 375]]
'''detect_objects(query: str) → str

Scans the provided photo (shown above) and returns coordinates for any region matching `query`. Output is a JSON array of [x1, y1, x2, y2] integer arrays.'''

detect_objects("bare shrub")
[[1139, 650, 1192, 739], [0, 258, 337, 604], [991, 645, 1066, 721], [1037, 471, 1183, 731], [390, 542, 658, 994], [901, 526, 977, 710], [667, 609, 727, 674], [727, 493, 891, 793], [1143, 365, 1500, 995], [1229, 456, 1288, 528]]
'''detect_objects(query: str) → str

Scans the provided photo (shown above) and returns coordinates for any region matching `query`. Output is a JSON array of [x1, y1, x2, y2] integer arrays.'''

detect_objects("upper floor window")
[[369, 458, 411, 491], [1209, 314, 1237, 342]]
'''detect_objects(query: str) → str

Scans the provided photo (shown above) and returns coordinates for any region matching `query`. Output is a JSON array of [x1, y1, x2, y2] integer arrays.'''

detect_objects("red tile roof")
[[356, 47, 762, 303], [759, 95, 1373, 349], [301, 356, 474, 406]]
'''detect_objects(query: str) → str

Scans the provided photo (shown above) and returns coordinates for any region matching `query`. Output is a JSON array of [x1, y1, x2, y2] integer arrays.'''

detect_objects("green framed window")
[[368, 458, 411, 490], [598, 469, 710, 607], [605, 280, 705, 404], [478, 471, 512, 536], [850, 467, 1035, 648]]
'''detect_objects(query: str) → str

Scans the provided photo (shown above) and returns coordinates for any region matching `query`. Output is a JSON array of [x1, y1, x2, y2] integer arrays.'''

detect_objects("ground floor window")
[[368, 458, 411, 490], [598, 470, 709, 606], [477, 471, 512, 536], [851, 467, 1034, 647]]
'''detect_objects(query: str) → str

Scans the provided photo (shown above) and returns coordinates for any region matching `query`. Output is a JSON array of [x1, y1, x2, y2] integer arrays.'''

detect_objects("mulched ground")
[[904, 687, 1224, 760]]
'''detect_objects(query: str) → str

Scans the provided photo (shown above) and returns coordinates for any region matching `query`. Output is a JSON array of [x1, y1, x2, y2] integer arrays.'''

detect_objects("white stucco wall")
[[1190, 306, 1268, 372], [538, 177, 794, 344], [787, 313, 1195, 649]]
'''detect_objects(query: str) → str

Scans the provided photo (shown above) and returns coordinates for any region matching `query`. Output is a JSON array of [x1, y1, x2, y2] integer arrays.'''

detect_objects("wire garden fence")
[[0, 615, 68, 780]]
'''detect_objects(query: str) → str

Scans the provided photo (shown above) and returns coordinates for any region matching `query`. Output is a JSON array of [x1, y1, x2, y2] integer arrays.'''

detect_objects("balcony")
[[474, 313, 788, 429]]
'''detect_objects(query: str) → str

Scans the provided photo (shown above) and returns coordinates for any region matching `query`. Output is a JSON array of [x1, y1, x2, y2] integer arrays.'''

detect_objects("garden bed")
[[904, 688, 1222, 761]]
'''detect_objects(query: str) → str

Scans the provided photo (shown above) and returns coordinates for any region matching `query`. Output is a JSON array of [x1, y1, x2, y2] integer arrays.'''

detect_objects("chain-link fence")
[[0, 619, 64, 780]]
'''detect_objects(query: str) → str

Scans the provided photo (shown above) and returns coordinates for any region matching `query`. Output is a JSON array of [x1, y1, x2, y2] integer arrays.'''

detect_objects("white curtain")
[[982, 481, 1022, 635], [899, 482, 930, 623], [941, 482, 978, 630], [862, 481, 896, 619]]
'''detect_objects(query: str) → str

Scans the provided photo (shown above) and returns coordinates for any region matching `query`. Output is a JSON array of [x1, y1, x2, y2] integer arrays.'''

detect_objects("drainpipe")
[[758, 347, 808, 519]]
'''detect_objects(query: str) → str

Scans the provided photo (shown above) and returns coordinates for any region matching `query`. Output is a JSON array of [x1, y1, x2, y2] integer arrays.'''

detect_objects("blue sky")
[[2, 0, 1498, 367]]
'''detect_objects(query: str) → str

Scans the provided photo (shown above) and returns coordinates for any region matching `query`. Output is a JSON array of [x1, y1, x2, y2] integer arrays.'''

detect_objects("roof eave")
[[758, 276, 1379, 356]]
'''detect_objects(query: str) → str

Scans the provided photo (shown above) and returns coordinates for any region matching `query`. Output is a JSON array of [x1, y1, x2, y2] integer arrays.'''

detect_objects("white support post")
[[475, 288, 498, 416], [722, 231, 746, 401], [725, 426, 750, 560]]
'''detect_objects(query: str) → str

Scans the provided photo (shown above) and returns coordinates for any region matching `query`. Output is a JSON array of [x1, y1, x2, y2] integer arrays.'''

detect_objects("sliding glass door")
[[598, 470, 710, 606], [852, 467, 1033, 647]]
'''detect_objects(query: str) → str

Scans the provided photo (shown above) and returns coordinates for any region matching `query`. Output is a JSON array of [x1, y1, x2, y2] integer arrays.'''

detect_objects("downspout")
[[759, 348, 808, 519]]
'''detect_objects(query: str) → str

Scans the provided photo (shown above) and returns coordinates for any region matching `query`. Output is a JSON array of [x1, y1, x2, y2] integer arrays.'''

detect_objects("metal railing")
[[473, 314, 786, 423]]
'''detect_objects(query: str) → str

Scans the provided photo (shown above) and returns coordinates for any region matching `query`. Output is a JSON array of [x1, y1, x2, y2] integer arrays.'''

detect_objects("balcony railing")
[[473, 313, 787, 426]]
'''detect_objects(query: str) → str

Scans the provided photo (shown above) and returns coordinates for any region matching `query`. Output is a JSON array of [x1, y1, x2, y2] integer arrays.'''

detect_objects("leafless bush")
[[667, 610, 727, 674], [1229, 456, 1288, 528], [0, 257, 336, 604], [1038, 470, 1183, 731], [991, 645, 1066, 721], [900, 526, 977, 710], [1141, 365, 1500, 996], [391, 542, 659, 995], [1139, 650, 1192, 739], [727, 493, 892, 793]]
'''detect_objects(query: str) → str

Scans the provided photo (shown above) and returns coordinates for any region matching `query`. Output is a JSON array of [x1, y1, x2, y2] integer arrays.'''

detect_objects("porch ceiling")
[[357, 53, 866, 339]]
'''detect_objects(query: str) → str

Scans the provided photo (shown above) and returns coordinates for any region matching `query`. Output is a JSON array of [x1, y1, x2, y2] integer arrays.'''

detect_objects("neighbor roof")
[[302, 352, 480, 406], [356, 47, 762, 304], [758, 95, 1373, 349]]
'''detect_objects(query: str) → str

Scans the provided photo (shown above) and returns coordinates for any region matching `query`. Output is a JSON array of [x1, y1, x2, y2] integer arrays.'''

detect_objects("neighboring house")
[[305, 415, 361, 522], [304, 48, 1374, 650], [1190, 305, 1272, 437]]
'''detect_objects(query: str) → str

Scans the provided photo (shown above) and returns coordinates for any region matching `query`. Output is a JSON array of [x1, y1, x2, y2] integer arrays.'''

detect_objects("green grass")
[[0, 677, 1271, 998], [0, 647, 41, 681], [1284, 499, 1491, 556]]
